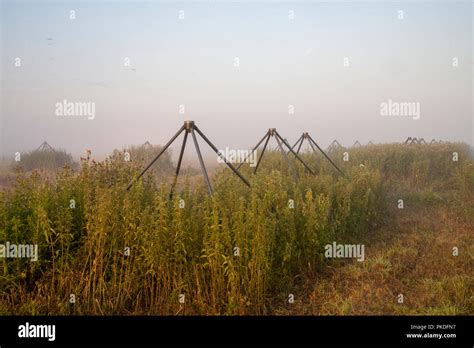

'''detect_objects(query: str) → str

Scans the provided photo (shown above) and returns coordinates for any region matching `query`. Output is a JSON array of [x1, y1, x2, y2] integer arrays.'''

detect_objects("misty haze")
[[0, 0, 473, 339], [1, 1, 472, 164]]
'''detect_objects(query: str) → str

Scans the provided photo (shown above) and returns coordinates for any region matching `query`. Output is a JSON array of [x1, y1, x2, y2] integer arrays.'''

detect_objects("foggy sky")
[[1, 0, 472, 162]]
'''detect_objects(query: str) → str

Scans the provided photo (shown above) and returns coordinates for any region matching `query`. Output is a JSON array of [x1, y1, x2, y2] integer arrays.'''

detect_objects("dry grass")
[[283, 205, 473, 315], [0, 143, 472, 315]]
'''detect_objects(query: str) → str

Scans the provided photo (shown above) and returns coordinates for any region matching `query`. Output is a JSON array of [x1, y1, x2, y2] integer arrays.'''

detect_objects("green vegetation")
[[113, 143, 174, 176], [0, 143, 472, 315], [12, 149, 78, 172]]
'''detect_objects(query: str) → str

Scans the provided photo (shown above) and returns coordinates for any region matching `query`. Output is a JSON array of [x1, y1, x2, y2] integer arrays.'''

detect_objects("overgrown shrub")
[[0, 142, 471, 315], [112, 143, 174, 176], [0, 150, 387, 315], [12, 149, 78, 172]]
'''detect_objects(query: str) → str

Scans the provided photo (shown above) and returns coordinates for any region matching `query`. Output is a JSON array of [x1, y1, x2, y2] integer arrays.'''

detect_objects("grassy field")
[[0, 142, 472, 315]]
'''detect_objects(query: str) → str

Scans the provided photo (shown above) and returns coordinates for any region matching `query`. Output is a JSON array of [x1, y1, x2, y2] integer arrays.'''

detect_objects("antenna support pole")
[[127, 120, 250, 195]]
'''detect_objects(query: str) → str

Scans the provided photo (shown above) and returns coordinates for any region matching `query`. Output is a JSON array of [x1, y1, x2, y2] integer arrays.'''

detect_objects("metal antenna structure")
[[405, 137, 426, 145], [37, 141, 54, 151], [290, 132, 345, 176], [235, 128, 315, 178], [327, 139, 342, 152], [126, 120, 250, 196]]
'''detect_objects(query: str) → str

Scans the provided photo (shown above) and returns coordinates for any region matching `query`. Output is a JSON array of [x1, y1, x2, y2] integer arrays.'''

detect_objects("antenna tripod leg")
[[296, 137, 304, 154], [290, 135, 304, 154], [169, 130, 189, 199], [236, 132, 270, 170], [276, 131, 315, 176], [275, 133, 298, 180], [126, 125, 185, 191], [191, 128, 213, 195], [193, 126, 251, 188], [308, 135, 345, 176], [290, 135, 303, 152], [253, 133, 270, 174]]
